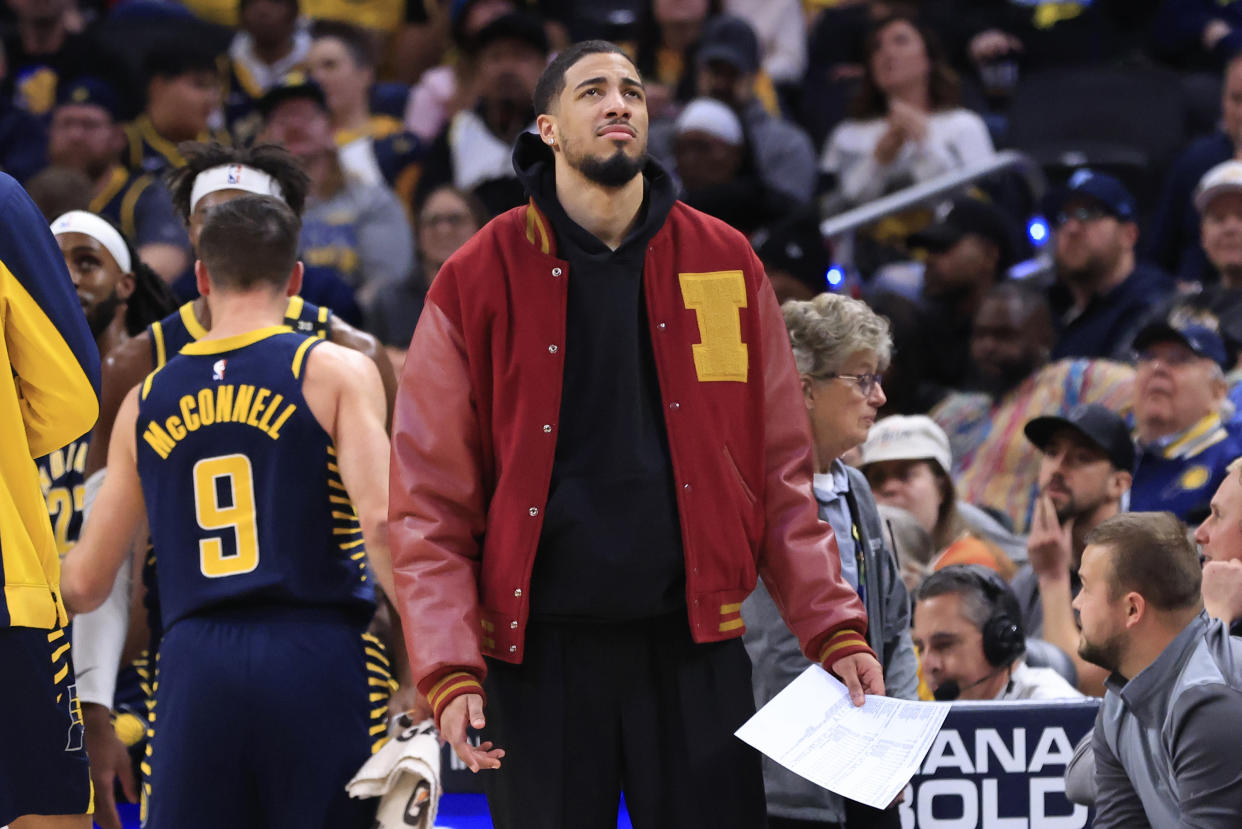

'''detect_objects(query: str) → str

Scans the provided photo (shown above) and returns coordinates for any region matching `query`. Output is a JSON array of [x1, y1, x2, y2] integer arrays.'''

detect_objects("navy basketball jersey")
[[36, 437, 89, 556], [134, 327, 374, 631], [148, 296, 332, 370]]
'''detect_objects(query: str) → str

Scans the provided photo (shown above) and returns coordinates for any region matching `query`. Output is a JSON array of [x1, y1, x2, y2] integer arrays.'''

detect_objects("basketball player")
[[0, 174, 99, 828], [61, 195, 396, 828], [44, 210, 178, 829], [84, 141, 397, 478]]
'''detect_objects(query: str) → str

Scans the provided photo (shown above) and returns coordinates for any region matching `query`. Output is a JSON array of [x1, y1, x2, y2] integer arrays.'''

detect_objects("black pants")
[[481, 613, 767, 829], [768, 798, 903, 829]]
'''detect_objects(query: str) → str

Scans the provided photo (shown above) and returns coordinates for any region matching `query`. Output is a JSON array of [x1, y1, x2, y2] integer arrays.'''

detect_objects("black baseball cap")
[[55, 77, 121, 120], [697, 15, 760, 74], [1132, 315, 1231, 371], [752, 212, 830, 296], [258, 71, 327, 117], [1024, 403, 1135, 473], [908, 198, 1018, 268]]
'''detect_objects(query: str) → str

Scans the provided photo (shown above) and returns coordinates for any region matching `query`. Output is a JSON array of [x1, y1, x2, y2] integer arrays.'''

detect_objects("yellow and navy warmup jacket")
[[148, 297, 332, 371], [0, 172, 101, 628], [135, 328, 374, 631]]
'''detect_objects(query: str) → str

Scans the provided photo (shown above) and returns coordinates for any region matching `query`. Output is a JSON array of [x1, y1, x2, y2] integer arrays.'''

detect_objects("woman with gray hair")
[[743, 293, 918, 829]]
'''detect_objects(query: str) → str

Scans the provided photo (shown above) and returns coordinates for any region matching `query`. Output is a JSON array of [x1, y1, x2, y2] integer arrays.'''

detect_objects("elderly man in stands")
[[932, 282, 1133, 532], [1011, 404, 1133, 696], [1159, 161, 1242, 412], [912, 565, 1082, 702], [1130, 316, 1242, 523], [1194, 457, 1242, 635], [1076, 511, 1242, 828]]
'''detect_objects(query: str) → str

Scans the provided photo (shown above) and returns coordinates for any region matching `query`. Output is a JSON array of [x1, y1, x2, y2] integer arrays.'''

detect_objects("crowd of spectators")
[[19, 0, 1242, 824]]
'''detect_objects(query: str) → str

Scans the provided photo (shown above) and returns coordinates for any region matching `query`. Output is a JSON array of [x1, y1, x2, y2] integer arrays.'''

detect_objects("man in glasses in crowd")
[[1047, 169, 1173, 362]]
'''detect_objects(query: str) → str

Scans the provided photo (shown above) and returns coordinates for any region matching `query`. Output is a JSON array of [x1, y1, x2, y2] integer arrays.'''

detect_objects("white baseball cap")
[[1194, 160, 1242, 213], [860, 415, 953, 476], [674, 98, 743, 146]]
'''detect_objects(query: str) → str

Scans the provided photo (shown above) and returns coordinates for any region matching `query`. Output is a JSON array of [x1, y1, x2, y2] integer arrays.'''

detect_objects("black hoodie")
[[512, 132, 687, 622]]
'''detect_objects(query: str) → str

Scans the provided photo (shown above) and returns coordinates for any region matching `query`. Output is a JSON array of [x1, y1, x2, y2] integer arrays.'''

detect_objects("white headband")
[[189, 164, 285, 213], [50, 211, 132, 274]]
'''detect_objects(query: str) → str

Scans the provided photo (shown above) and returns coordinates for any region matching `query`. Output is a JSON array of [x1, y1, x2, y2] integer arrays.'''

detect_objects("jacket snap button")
[[510, 620, 518, 629], [657, 322, 666, 330], [552, 267, 562, 277], [542, 424, 552, 433], [509, 645, 517, 653], [548, 344, 559, 354], [514, 588, 522, 597], [528, 507, 539, 516], [669, 402, 679, 410], [683, 483, 692, 491]]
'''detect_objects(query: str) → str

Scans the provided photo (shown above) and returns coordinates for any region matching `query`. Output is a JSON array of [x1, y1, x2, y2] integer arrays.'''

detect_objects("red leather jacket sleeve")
[[751, 272, 873, 669], [388, 296, 488, 725]]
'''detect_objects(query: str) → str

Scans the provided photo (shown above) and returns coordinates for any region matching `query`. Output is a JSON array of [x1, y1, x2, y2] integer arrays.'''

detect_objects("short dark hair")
[[197, 196, 302, 291], [532, 39, 637, 116], [166, 142, 310, 221], [310, 19, 376, 69], [917, 565, 1019, 634], [143, 41, 220, 83], [1085, 512, 1203, 612]]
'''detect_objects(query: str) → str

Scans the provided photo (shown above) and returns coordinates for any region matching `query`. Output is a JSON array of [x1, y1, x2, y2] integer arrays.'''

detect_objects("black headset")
[[924, 564, 1026, 668], [966, 565, 1026, 668]]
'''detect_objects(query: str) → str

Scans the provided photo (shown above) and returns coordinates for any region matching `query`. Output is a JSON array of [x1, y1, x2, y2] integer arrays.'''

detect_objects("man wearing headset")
[[912, 565, 1083, 701]]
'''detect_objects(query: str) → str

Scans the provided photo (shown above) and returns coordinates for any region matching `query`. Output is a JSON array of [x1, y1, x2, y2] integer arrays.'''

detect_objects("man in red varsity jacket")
[[389, 39, 883, 828]]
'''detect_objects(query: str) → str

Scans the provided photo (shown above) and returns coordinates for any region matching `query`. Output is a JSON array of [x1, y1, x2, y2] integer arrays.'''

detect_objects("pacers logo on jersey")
[[213, 359, 228, 381]]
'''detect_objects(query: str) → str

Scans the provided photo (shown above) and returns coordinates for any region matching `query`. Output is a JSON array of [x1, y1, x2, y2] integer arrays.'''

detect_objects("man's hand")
[[1203, 559, 1242, 626], [830, 652, 886, 706], [82, 702, 137, 829], [439, 693, 505, 773], [1028, 494, 1073, 582]]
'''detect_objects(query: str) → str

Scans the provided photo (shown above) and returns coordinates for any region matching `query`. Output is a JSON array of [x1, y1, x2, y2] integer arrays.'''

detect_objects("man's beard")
[[968, 354, 1041, 399], [86, 290, 122, 340], [1078, 630, 1123, 673], [573, 146, 646, 189], [1058, 249, 1117, 291]]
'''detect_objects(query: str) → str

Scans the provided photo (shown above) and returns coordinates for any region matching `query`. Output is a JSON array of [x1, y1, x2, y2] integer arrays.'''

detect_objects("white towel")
[[346, 715, 441, 829]]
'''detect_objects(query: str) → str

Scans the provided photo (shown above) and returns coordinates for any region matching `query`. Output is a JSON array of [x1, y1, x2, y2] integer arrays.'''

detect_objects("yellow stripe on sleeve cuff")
[[818, 630, 872, 668], [422, 670, 485, 729]]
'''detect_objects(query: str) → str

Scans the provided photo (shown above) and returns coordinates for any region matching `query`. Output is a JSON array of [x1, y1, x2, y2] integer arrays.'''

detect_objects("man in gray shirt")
[[1074, 511, 1242, 828]]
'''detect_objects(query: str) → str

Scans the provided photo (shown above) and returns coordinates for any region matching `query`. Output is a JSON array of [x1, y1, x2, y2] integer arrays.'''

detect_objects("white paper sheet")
[[735, 664, 950, 810]]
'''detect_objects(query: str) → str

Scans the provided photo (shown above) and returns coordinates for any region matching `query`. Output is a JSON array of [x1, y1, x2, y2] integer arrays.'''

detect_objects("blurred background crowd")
[[22, 0, 1242, 733]]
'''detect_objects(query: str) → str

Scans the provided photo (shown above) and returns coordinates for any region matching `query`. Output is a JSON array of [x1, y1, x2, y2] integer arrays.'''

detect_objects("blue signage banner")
[[442, 699, 1103, 829], [897, 700, 1100, 829]]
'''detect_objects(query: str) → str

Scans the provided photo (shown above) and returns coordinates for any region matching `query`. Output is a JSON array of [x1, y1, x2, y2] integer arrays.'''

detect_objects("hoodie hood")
[[511, 132, 678, 254]]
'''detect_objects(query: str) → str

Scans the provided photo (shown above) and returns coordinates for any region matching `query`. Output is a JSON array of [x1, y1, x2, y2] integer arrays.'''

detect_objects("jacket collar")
[[523, 199, 556, 257]]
